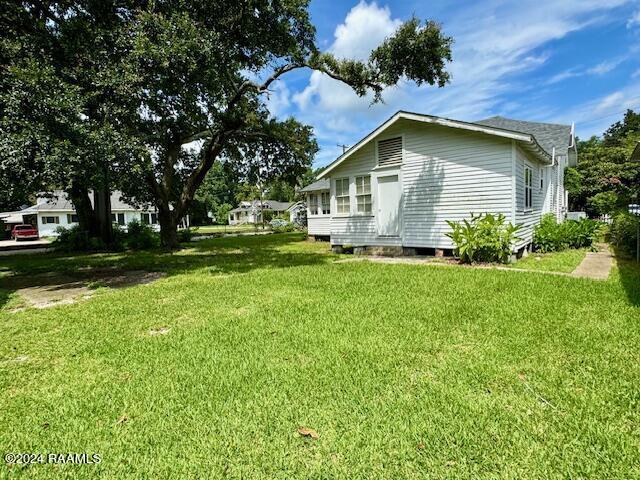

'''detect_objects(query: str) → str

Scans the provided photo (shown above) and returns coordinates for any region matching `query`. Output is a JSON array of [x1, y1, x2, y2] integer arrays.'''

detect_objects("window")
[[42, 216, 59, 224], [335, 178, 350, 214], [141, 213, 150, 225], [540, 168, 544, 190], [309, 194, 318, 215], [112, 213, 125, 225], [525, 166, 533, 210], [355, 176, 372, 214], [321, 192, 330, 215], [151, 213, 158, 225], [377, 137, 403, 166], [67, 214, 78, 223]]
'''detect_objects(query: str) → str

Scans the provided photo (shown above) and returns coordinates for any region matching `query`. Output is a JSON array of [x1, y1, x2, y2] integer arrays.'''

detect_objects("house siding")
[[328, 120, 516, 249], [514, 145, 545, 249], [307, 217, 330, 236], [37, 209, 154, 236], [402, 124, 513, 249]]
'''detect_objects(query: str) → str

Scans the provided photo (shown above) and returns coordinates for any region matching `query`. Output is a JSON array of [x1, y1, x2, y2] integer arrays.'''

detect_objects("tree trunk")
[[158, 203, 179, 249], [69, 182, 99, 237], [93, 187, 113, 246]]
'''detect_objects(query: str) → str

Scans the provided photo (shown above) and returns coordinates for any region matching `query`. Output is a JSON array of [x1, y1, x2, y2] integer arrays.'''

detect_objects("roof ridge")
[[476, 115, 571, 128]]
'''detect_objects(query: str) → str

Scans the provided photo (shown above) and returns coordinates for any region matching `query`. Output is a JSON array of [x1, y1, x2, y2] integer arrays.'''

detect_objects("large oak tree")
[[2, 1, 453, 248]]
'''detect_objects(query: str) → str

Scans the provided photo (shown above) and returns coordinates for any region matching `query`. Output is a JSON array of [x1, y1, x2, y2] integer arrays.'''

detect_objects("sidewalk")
[[570, 243, 614, 280]]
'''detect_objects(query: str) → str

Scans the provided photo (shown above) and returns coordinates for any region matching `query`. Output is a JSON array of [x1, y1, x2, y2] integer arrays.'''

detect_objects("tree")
[[603, 109, 640, 146], [566, 113, 640, 215], [3, 2, 453, 248], [0, 1, 142, 244], [214, 203, 232, 225], [111, 3, 452, 248]]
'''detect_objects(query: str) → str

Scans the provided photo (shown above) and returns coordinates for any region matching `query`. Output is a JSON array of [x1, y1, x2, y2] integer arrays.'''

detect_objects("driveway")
[[0, 238, 53, 255]]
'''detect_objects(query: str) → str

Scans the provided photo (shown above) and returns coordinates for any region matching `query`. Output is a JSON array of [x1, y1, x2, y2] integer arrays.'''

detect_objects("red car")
[[11, 224, 39, 241]]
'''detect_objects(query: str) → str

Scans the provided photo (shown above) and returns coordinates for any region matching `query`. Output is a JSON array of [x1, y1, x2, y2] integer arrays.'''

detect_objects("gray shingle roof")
[[299, 179, 330, 192], [29, 190, 152, 212], [229, 200, 294, 213], [475, 116, 572, 156]]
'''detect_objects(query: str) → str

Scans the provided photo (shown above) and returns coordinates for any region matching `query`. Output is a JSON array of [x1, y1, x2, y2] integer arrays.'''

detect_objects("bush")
[[610, 212, 639, 255], [533, 214, 602, 252], [587, 191, 619, 216], [111, 224, 127, 251], [178, 228, 194, 243], [446, 213, 521, 264], [126, 220, 158, 250], [53, 225, 92, 252], [269, 218, 295, 233]]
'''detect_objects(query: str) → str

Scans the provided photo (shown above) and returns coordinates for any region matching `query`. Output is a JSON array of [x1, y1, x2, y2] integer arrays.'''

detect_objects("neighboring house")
[[228, 200, 296, 225], [288, 201, 307, 225], [300, 179, 330, 239], [4, 190, 161, 237], [306, 111, 576, 254]]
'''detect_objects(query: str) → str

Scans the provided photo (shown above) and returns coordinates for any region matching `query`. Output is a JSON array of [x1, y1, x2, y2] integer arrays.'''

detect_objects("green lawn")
[[1, 234, 639, 479], [510, 248, 588, 273], [191, 223, 263, 235]]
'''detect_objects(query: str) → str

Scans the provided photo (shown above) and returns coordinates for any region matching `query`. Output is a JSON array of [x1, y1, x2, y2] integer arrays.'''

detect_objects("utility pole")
[[337, 143, 348, 154]]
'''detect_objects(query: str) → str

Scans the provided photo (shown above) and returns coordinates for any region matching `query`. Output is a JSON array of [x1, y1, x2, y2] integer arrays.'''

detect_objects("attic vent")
[[377, 137, 403, 166]]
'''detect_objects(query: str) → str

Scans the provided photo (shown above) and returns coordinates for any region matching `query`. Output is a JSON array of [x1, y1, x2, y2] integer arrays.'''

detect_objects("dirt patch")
[[148, 327, 171, 336], [2, 270, 165, 311]]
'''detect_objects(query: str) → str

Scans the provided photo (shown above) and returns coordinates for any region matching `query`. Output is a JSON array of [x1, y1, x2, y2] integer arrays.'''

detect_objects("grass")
[[509, 248, 588, 273], [191, 224, 263, 234], [1, 234, 639, 479]]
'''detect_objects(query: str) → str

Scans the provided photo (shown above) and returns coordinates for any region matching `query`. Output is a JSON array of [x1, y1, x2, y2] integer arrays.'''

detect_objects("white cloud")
[[632, 68, 640, 78], [552, 85, 640, 137], [293, 1, 402, 124], [546, 58, 625, 84], [627, 9, 640, 27], [586, 59, 624, 75], [265, 80, 291, 118], [292, 0, 633, 166]]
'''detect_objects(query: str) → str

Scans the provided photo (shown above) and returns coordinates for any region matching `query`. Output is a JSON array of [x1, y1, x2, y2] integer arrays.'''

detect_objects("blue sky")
[[264, 0, 640, 168]]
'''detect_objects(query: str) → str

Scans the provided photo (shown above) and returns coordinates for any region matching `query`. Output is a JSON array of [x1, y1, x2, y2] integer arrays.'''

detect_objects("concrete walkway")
[[336, 243, 615, 281], [570, 243, 614, 280]]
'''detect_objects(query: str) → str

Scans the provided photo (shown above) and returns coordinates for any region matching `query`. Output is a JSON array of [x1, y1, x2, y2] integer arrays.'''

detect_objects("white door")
[[377, 175, 401, 236]]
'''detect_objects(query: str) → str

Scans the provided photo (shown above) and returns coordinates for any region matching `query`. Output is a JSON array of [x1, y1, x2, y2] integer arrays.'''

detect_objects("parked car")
[[11, 224, 39, 241]]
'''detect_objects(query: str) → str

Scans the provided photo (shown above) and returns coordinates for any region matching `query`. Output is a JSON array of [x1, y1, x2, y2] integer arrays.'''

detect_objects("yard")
[[1, 233, 639, 478]]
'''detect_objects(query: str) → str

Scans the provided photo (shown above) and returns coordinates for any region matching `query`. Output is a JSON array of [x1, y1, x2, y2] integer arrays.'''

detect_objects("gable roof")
[[317, 111, 554, 179], [299, 179, 330, 192], [26, 190, 153, 212], [475, 116, 574, 157], [229, 200, 294, 213]]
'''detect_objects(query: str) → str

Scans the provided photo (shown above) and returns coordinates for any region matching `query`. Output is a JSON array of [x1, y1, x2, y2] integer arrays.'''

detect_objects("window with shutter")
[[377, 137, 402, 166]]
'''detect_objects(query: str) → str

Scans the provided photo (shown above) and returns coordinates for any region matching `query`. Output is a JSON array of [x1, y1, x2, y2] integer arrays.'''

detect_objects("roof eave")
[[318, 111, 552, 178]]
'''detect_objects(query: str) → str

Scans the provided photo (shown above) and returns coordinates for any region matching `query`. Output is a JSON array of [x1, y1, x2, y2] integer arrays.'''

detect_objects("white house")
[[303, 111, 577, 254], [10, 190, 161, 237], [300, 179, 330, 239], [228, 200, 299, 225]]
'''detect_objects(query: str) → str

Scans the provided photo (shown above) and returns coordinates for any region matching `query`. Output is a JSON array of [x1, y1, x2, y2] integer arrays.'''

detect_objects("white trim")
[[318, 111, 552, 179], [511, 141, 517, 224]]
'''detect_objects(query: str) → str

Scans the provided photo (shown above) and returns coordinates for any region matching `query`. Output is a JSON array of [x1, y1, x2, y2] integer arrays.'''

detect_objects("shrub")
[[178, 228, 194, 243], [610, 212, 639, 255], [587, 191, 619, 216], [533, 214, 602, 252], [269, 218, 295, 233], [53, 225, 92, 252], [111, 224, 127, 251], [446, 213, 521, 264], [126, 220, 158, 250]]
